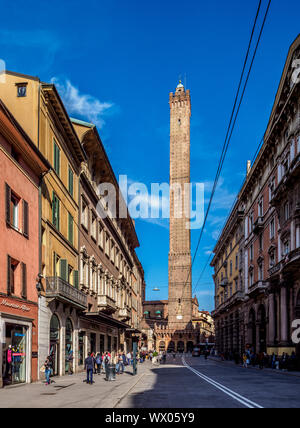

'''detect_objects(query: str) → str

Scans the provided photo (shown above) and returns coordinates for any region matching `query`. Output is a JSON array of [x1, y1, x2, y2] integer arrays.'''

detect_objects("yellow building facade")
[[0, 71, 87, 377]]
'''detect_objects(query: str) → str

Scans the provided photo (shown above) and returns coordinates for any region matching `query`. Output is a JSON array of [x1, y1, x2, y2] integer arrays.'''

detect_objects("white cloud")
[[51, 78, 114, 129]]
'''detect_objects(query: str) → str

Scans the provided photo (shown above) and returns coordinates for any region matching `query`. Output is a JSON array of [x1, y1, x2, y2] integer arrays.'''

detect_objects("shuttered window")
[[53, 140, 60, 176], [68, 213, 74, 245], [23, 200, 29, 238], [74, 270, 79, 289], [5, 183, 11, 225], [52, 192, 60, 230], [21, 262, 27, 299], [68, 167, 74, 198], [7, 255, 16, 295], [60, 259, 68, 281]]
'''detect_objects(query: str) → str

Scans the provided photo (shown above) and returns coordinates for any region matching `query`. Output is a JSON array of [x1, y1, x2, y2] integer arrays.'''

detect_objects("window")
[[249, 271, 254, 287], [258, 198, 264, 217], [269, 178, 275, 202], [283, 240, 290, 256], [98, 223, 104, 249], [282, 153, 290, 176], [259, 233, 263, 251], [68, 167, 74, 198], [16, 83, 27, 97], [249, 213, 254, 233], [270, 218, 275, 239], [53, 140, 60, 176], [235, 254, 238, 270], [10, 193, 20, 230], [230, 261, 233, 276], [91, 212, 97, 241], [52, 192, 60, 230], [68, 213, 74, 245], [7, 255, 17, 295], [284, 202, 290, 222], [250, 244, 254, 261], [81, 198, 88, 230], [258, 264, 264, 281], [269, 251, 276, 268]]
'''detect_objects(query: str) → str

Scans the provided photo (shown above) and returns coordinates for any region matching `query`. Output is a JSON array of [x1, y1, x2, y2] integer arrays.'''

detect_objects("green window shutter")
[[7, 255, 11, 295], [68, 213, 74, 245], [74, 270, 79, 289], [54, 141, 60, 176], [69, 167, 74, 197], [57, 198, 60, 231], [52, 193, 60, 231], [5, 183, 11, 225], [60, 259, 68, 281], [23, 200, 29, 238], [21, 262, 27, 299]]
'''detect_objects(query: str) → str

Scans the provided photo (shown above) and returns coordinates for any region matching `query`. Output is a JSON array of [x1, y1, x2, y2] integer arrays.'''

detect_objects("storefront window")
[[65, 318, 73, 374], [100, 334, 105, 354], [3, 323, 27, 386], [90, 333, 96, 354], [79, 331, 85, 366], [107, 335, 112, 352], [49, 315, 60, 376]]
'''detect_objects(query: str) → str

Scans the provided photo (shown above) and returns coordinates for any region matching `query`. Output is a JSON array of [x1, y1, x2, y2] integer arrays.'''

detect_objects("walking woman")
[[44, 356, 52, 386]]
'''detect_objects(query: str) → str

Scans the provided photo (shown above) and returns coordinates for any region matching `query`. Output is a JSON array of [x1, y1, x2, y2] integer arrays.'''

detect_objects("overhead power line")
[[190, 0, 272, 297]]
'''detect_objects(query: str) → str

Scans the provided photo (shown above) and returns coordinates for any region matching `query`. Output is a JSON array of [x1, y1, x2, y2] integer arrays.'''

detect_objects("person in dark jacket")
[[85, 353, 95, 384]]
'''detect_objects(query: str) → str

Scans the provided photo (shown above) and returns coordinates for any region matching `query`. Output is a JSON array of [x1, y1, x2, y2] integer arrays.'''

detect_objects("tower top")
[[176, 80, 184, 92]]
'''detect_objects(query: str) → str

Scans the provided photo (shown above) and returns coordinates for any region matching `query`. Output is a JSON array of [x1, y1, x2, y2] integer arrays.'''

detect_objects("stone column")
[[268, 292, 275, 346], [280, 286, 288, 344], [256, 323, 260, 353]]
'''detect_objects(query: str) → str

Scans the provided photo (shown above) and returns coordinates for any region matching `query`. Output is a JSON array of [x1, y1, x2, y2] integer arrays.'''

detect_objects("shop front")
[[0, 298, 38, 387], [49, 314, 60, 377]]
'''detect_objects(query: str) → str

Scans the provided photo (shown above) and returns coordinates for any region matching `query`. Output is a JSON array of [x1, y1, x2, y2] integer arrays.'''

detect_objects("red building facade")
[[0, 101, 49, 387]]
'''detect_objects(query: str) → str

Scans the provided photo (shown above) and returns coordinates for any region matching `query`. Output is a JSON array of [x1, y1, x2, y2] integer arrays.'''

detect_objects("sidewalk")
[[0, 361, 155, 408], [208, 356, 300, 379]]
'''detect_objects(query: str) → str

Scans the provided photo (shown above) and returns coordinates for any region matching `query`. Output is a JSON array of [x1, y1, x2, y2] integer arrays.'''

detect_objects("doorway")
[[50, 315, 60, 376]]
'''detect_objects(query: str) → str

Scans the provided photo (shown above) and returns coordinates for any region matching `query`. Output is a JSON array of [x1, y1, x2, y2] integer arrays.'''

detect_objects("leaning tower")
[[168, 81, 192, 328]]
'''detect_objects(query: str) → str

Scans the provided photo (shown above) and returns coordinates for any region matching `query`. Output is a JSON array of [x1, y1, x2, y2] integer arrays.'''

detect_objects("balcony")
[[253, 217, 264, 234], [98, 295, 117, 314], [118, 307, 131, 321], [46, 277, 87, 310], [248, 280, 268, 296], [268, 262, 281, 277], [281, 248, 300, 274]]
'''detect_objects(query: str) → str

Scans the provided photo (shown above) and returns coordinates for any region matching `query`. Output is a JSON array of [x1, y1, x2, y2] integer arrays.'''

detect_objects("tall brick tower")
[[168, 81, 192, 328]]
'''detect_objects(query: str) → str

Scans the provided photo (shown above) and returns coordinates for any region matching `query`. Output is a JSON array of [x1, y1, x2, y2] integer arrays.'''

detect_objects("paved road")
[[117, 355, 300, 408], [1, 356, 300, 408]]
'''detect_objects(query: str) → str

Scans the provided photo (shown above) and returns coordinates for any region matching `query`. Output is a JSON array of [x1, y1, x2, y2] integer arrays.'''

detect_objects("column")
[[280, 286, 288, 344], [256, 323, 260, 353], [268, 293, 275, 346]]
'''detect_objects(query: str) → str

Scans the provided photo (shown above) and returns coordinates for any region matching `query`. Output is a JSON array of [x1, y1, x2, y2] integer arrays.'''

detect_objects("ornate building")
[[212, 35, 300, 358]]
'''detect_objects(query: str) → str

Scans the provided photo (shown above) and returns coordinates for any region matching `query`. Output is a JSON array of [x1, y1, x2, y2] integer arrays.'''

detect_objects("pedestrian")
[[118, 353, 124, 374], [68, 350, 74, 375], [44, 356, 52, 385], [243, 353, 248, 368], [95, 353, 102, 375], [85, 352, 95, 385]]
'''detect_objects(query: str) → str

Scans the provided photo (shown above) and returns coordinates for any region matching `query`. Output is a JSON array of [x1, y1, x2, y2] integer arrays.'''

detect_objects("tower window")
[[178, 119, 181, 125], [16, 83, 27, 97]]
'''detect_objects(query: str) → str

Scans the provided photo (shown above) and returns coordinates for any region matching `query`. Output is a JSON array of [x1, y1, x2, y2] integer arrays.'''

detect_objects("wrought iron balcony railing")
[[46, 277, 87, 310]]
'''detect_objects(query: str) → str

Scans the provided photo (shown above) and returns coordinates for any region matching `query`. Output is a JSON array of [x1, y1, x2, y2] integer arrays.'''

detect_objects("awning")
[[81, 312, 130, 330]]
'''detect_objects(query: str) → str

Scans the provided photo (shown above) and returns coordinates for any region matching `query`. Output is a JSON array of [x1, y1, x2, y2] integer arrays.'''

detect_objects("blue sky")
[[0, 0, 299, 311]]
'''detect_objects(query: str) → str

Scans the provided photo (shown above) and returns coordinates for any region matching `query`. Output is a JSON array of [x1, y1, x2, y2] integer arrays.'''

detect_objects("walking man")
[[85, 352, 95, 385]]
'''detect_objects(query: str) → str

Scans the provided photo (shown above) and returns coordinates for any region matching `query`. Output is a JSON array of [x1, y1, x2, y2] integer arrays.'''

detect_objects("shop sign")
[[0, 299, 31, 313]]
